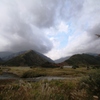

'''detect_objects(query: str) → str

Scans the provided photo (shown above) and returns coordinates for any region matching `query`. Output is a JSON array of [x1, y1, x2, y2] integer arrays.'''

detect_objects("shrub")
[[22, 70, 46, 78], [72, 65, 79, 69], [0, 69, 2, 74], [79, 69, 100, 99]]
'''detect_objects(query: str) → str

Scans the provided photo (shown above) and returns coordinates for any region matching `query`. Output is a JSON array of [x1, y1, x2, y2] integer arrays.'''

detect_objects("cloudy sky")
[[0, 0, 100, 60]]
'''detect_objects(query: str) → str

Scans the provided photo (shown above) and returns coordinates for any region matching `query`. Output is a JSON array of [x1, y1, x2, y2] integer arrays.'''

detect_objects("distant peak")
[[27, 50, 33, 52], [25, 50, 34, 53]]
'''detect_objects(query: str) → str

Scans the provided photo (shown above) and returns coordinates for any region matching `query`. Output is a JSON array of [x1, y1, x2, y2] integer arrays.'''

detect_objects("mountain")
[[2, 50, 54, 66], [0, 50, 54, 63], [2, 51, 26, 61], [0, 52, 13, 58], [0, 58, 3, 65], [64, 54, 100, 66], [0, 58, 3, 62], [54, 53, 99, 63], [55, 56, 70, 63], [34, 51, 54, 63], [86, 53, 98, 56]]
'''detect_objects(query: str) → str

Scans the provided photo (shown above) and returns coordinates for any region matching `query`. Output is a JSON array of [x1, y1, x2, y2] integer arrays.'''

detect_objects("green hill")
[[2, 50, 54, 66], [64, 54, 100, 66]]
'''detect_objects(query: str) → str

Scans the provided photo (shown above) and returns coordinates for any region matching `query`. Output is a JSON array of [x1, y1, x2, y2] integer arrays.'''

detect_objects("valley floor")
[[0, 67, 93, 77], [0, 67, 100, 100]]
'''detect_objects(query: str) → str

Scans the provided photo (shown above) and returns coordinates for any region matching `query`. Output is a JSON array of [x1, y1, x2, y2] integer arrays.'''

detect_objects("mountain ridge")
[[55, 56, 70, 63], [0, 50, 54, 66], [64, 54, 100, 66]]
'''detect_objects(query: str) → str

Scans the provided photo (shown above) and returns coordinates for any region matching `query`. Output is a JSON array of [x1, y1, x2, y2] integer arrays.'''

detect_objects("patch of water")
[[25, 76, 78, 82], [0, 72, 19, 79], [0, 72, 80, 81]]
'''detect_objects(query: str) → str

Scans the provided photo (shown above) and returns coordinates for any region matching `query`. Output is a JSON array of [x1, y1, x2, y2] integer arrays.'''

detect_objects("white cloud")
[[58, 21, 68, 33], [45, 0, 100, 60]]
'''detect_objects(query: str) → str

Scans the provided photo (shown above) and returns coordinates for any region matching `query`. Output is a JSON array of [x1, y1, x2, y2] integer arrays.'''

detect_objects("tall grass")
[[0, 79, 90, 100], [21, 67, 91, 78], [79, 69, 100, 100], [0, 67, 98, 100], [0, 69, 2, 74], [1, 67, 93, 78]]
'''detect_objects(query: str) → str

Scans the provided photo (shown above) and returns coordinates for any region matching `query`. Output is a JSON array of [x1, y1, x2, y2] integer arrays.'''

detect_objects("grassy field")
[[0, 78, 88, 100], [0, 67, 99, 100], [0, 67, 94, 78]]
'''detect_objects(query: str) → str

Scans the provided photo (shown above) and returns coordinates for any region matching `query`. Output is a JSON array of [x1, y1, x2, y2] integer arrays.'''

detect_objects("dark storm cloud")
[[0, 0, 61, 53], [88, 24, 100, 39], [59, 0, 84, 20], [0, 0, 100, 59], [0, 0, 84, 53]]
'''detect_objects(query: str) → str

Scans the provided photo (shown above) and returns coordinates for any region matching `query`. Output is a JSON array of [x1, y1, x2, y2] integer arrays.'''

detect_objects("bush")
[[0, 69, 2, 74], [91, 65, 100, 69], [22, 70, 46, 78], [79, 70, 100, 99], [0, 79, 92, 100], [72, 65, 79, 69]]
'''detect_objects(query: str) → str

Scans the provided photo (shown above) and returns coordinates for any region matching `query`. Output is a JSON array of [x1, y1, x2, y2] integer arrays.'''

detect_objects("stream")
[[0, 72, 19, 79], [0, 72, 80, 82]]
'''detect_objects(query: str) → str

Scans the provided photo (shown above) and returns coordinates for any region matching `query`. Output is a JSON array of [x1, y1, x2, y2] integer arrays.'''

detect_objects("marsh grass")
[[0, 79, 89, 100], [0, 67, 96, 100], [0, 69, 2, 74], [78, 69, 100, 100], [21, 67, 92, 78], [1, 67, 31, 77], [0, 67, 92, 78]]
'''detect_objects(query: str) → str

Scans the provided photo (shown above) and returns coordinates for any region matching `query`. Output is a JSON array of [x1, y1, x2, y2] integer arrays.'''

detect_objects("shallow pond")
[[0, 72, 79, 82], [0, 72, 19, 79]]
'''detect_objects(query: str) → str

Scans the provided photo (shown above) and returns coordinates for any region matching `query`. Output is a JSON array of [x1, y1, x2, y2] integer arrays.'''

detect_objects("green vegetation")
[[65, 54, 100, 67], [2, 50, 53, 66], [0, 67, 93, 77], [0, 67, 100, 99], [79, 69, 100, 99], [0, 69, 2, 74], [22, 69, 46, 78], [20, 67, 91, 78], [72, 65, 79, 69], [41, 62, 57, 68], [6, 67, 31, 77], [0, 79, 86, 100]]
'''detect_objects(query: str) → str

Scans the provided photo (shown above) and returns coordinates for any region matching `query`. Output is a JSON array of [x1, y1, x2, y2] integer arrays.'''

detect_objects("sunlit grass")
[[6, 67, 31, 77], [21, 67, 93, 78], [0, 67, 94, 78]]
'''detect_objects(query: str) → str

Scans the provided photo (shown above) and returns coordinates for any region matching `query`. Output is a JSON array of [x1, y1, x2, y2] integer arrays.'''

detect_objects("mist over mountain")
[[85, 53, 99, 57], [1, 51, 27, 61], [0, 50, 54, 66], [0, 49, 100, 68], [0, 52, 13, 58], [55, 56, 70, 63]]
